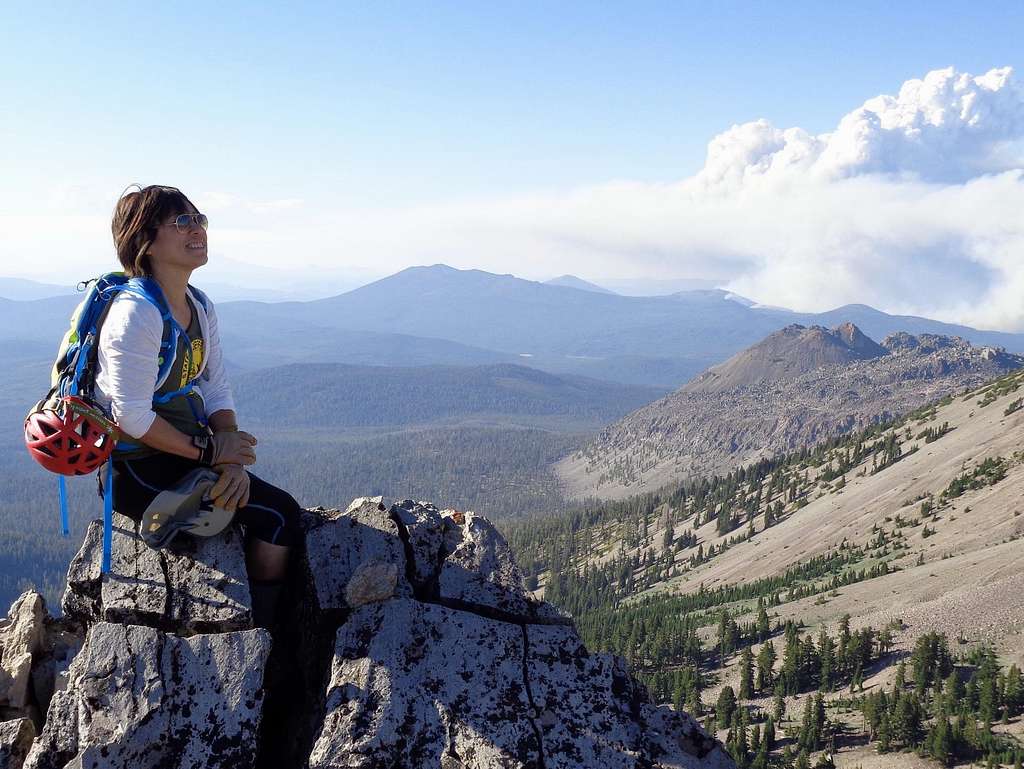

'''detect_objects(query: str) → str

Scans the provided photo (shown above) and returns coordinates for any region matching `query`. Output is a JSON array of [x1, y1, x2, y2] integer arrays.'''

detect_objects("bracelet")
[[192, 433, 215, 465], [199, 440, 215, 466], [215, 425, 239, 433]]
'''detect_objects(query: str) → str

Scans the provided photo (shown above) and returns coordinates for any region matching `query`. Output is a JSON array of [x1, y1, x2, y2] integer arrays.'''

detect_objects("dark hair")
[[111, 184, 198, 277]]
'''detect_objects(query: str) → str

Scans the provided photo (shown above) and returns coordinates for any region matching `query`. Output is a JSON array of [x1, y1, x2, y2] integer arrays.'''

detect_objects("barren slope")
[[557, 325, 1023, 501]]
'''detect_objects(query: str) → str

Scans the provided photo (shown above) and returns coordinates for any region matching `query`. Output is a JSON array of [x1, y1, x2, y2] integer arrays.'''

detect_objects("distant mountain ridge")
[[5, 265, 1024, 389], [0, 277, 76, 301], [544, 274, 616, 294], [556, 323, 1024, 498]]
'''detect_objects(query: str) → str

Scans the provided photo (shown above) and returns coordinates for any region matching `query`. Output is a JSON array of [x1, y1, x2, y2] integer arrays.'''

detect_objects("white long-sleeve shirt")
[[94, 286, 235, 439]]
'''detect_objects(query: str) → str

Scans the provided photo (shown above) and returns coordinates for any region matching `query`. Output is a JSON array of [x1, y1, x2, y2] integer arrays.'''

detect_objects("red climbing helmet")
[[24, 396, 116, 476]]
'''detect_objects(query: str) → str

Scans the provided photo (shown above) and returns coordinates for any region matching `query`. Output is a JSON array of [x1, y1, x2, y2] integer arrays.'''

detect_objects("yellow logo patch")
[[179, 338, 204, 388]]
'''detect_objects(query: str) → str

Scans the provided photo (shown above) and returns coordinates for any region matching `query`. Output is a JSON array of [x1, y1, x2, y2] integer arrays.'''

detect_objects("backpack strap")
[[76, 276, 204, 573]]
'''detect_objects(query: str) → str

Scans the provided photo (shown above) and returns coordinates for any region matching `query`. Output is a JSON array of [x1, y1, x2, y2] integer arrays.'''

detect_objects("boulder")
[[0, 592, 45, 711], [29, 620, 84, 720], [0, 718, 36, 769], [24, 622, 270, 769], [391, 500, 566, 623], [309, 596, 732, 769], [61, 514, 251, 634], [16, 497, 731, 769], [389, 499, 450, 590], [526, 624, 731, 768], [437, 509, 566, 623], [304, 498, 413, 612], [309, 598, 542, 768]]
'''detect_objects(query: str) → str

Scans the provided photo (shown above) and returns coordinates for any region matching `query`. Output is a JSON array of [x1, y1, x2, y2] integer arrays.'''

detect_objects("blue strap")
[[102, 460, 114, 573], [54, 274, 189, 554], [152, 380, 194, 404], [58, 476, 70, 537]]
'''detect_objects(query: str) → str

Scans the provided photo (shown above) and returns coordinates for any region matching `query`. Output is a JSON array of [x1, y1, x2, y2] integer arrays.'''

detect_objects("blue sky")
[[2, 2, 1024, 328], [4, 2, 1020, 200]]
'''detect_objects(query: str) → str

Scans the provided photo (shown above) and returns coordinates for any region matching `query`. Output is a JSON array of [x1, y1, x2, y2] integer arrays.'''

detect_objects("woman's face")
[[147, 201, 208, 274]]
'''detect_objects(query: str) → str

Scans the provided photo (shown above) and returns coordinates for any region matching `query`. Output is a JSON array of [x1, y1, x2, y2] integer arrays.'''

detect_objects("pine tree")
[[798, 697, 815, 752], [718, 611, 731, 666], [763, 717, 776, 752], [717, 686, 737, 730], [836, 615, 851, 677], [757, 641, 777, 693], [750, 740, 769, 769], [929, 716, 953, 766], [818, 628, 835, 692], [732, 724, 750, 769], [756, 604, 770, 642], [782, 631, 800, 695], [943, 670, 961, 716], [686, 685, 703, 718], [813, 692, 826, 750], [1006, 664, 1023, 717], [739, 647, 754, 700], [773, 691, 786, 723], [877, 712, 892, 753], [894, 660, 906, 691]]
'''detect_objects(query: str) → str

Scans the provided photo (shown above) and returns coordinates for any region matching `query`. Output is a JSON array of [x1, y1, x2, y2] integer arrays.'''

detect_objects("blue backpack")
[[44, 272, 208, 573]]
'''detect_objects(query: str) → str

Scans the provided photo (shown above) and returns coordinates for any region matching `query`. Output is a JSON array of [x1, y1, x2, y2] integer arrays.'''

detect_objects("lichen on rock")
[[9, 497, 733, 769]]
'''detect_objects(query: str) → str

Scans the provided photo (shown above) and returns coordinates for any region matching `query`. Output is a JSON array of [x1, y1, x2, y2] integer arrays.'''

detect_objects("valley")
[[505, 368, 1024, 767]]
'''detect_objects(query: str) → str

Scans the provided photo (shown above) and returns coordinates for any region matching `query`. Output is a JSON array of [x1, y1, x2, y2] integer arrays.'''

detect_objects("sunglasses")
[[161, 213, 209, 233]]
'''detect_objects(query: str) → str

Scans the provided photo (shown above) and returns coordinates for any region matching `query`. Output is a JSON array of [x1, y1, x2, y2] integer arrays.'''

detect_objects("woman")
[[94, 184, 302, 629]]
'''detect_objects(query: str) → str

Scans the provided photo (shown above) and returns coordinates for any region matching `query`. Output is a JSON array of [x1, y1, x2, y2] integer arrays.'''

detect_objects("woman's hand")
[[209, 430, 258, 466], [209, 464, 251, 513]]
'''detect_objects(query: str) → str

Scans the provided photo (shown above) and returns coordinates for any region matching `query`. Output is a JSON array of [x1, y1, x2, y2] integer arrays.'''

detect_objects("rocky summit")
[[0, 497, 733, 769], [557, 323, 1024, 499]]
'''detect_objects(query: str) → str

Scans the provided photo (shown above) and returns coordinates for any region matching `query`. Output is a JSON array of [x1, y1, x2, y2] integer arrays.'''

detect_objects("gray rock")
[[30, 619, 84, 720], [0, 592, 45, 710], [526, 624, 732, 768], [309, 598, 731, 769], [391, 501, 566, 623], [305, 497, 413, 611], [438, 510, 566, 623], [17, 494, 729, 769], [24, 622, 270, 769], [0, 718, 36, 769], [309, 598, 542, 768], [61, 515, 251, 634], [344, 561, 399, 607], [389, 499, 450, 589]]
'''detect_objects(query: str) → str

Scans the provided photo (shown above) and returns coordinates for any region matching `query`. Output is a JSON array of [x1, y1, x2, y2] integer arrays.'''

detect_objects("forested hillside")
[[232, 362, 665, 429], [505, 368, 1024, 768]]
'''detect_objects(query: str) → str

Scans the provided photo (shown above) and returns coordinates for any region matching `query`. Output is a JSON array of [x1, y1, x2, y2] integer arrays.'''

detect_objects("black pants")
[[107, 453, 303, 548]]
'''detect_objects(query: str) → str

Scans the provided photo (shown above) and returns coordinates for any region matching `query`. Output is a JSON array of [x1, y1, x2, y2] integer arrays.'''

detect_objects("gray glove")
[[197, 430, 257, 466]]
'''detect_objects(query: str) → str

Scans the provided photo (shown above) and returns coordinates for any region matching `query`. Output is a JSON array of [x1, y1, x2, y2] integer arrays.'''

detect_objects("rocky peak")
[[833, 321, 888, 357], [560, 324, 1024, 499], [0, 497, 733, 769], [686, 321, 886, 394]]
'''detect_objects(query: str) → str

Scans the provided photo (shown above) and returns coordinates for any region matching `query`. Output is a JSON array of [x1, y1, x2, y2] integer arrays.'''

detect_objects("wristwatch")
[[192, 433, 213, 465]]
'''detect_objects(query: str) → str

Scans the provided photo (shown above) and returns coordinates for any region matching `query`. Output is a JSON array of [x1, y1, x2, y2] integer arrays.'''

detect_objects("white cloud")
[[4, 66, 1024, 331], [696, 66, 1024, 187]]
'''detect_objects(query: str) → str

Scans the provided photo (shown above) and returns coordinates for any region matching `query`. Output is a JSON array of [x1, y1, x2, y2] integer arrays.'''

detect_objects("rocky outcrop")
[[62, 513, 251, 633], [7, 498, 732, 769], [0, 718, 36, 769], [561, 325, 1024, 498], [24, 623, 270, 769]]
